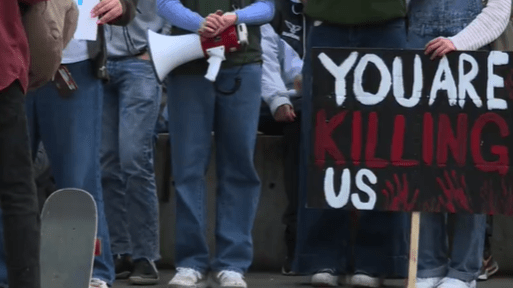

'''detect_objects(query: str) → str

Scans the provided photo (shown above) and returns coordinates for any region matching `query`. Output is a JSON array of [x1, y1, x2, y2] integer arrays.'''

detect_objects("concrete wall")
[[491, 216, 513, 272], [154, 133, 513, 273]]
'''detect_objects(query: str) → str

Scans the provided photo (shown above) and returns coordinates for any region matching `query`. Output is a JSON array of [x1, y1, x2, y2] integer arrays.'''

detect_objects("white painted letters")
[[319, 51, 510, 111], [487, 51, 509, 110], [354, 54, 391, 105], [429, 56, 458, 106], [324, 168, 351, 208], [352, 169, 378, 210], [458, 53, 482, 108], [393, 55, 423, 108], [318, 52, 358, 106], [323, 168, 377, 210]]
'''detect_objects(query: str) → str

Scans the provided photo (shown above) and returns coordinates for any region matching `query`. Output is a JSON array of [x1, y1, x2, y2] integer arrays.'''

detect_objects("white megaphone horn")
[[147, 24, 248, 83]]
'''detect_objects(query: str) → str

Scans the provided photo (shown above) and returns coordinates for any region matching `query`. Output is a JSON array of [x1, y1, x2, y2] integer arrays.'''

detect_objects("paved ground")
[[113, 270, 513, 288]]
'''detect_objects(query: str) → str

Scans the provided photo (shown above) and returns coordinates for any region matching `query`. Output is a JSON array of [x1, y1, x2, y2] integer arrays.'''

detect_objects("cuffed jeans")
[[100, 58, 161, 261], [417, 213, 486, 281], [167, 64, 262, 274]]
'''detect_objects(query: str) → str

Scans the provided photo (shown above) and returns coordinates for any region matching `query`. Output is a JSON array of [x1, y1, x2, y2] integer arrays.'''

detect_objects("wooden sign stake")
[[407, 212, 420, 288]]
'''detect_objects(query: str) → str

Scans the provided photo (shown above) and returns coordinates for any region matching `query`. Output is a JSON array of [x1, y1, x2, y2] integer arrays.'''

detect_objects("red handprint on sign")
[[501, 179, 513, 216], [436, 171, 472, 213], [479, 179, 513, 215], [422, 198, 441, 213], [480, 180, 496, 214], [382, 174, 419, 211]]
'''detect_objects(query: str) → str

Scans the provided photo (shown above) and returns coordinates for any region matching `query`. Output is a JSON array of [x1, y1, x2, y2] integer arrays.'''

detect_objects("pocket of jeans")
[[129, 60, 157, 79]]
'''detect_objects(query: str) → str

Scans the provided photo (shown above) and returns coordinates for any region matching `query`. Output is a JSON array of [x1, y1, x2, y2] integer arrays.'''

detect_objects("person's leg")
[[167, 73, 215, 276], [281, 111, 301, 274], [100, 60, 133, 279], [478, 215, 498, 280], [295, 22, 357, 283], [345, 19, 410, 286], [0, 84, 42, 288], [446, 214, 486, 282], [0, 81, 40, 288], [210, 64, 262, 276], [417, 213, 449, 282], [259, 101, 299, 275], [114, 58, 161, 284], [0, 210, 6, 288], [34, 60, 114, 285], [353, 211, 409, 279], [154, 86, 168, 139]]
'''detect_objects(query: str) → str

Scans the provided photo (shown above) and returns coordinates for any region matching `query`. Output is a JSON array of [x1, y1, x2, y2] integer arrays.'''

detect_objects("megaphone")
[[148, 24, 248, 83]]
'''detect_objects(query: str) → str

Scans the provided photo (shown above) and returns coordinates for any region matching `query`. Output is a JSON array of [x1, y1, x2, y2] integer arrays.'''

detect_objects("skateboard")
[[40, 188, 98, 288]]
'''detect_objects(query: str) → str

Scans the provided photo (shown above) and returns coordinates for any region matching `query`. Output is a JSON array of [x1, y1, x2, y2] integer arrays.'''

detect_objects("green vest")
[[171, 0, 262, 75], [304, 0, 407, 26]]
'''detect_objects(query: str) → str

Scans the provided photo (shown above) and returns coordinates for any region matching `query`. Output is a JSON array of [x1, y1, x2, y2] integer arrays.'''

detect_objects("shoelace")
[[218, 270, 244, 281], [176, 267, 203, 281]]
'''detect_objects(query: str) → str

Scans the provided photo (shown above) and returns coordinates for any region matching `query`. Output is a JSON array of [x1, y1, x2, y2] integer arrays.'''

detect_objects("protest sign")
[[308, 48, 513, 215]]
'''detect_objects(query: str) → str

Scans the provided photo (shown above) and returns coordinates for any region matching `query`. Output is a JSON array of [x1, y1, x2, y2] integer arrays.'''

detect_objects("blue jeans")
[[100, 58, 161, 261], [407, 0, 486, 281], [155, 104, 169, 135], [417, 213, 485, 281], [20, 60, 113, 285], [293, 19, 410, 277], [167, 64, 262, 274]]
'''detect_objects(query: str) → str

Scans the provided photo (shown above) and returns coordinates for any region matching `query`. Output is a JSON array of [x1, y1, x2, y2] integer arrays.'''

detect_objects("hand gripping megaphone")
[[147, 24, 249, 83]]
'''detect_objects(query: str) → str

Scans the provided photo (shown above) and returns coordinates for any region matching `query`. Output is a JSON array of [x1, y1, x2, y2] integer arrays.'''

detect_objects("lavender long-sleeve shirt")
[[156, 0, 274, 33]]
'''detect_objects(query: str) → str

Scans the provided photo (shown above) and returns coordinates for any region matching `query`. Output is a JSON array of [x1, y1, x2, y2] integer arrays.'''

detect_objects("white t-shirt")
[[61, 39, 90, 64], [61, 0, 92, 64]]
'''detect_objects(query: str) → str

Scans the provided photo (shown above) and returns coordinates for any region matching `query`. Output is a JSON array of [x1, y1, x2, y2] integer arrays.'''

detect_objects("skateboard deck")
[[40, 188, 97, 288]]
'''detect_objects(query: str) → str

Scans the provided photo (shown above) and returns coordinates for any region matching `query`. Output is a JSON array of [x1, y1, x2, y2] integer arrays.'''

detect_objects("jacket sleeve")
[[280, 38, 303, 89], [261, 24, 294, 116], [108, 0, 138, 26]]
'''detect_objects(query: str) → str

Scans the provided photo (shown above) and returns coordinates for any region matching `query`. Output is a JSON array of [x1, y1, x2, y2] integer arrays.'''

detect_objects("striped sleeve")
[[449, 0, 511, 51]]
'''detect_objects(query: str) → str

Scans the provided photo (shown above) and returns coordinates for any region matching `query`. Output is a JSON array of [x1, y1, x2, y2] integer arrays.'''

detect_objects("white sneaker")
[[311, 270, 338, 287], [213, 270, 247, 288], [168, 267, 208, 288], [351, 274, 383, 287], [416, 277, 443, 288], [437, 277, 476, 288], [89, 278, 108, 288]]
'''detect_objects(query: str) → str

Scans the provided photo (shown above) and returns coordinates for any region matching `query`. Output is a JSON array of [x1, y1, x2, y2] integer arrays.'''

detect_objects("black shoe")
[[281, 257, 296, 276], [282, 226, 297, 276], [114, 254, 133, 279], [129, 258, 159, 285]]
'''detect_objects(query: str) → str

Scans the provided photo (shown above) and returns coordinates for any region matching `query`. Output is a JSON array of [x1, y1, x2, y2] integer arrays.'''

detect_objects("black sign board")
[[308, 48, 513, 215]]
